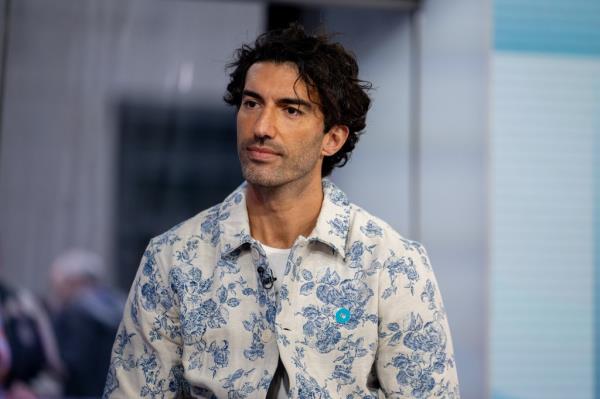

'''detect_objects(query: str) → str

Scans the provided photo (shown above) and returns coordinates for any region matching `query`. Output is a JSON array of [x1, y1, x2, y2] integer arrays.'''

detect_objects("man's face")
[[236, 61, 327, 188]]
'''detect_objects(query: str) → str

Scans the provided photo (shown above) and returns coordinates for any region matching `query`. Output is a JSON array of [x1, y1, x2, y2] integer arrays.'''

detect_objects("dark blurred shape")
[[0, 315, 9, 385], [267, 4, 303, 30], [50, 249, 124, 398], [115, 100, 242, 290], [0, 280, 62, 395], [0, 285, 44, 385]]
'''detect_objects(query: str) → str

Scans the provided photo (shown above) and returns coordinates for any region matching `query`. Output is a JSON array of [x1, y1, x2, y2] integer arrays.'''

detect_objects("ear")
[[322, 125, 349, 156]]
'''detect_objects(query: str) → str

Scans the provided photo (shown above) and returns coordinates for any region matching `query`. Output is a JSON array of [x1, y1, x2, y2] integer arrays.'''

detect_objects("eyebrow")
[[242, 89, 314, 110]]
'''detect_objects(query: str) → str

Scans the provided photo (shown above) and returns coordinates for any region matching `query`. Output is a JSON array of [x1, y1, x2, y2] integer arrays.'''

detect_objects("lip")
[[246, 146, 280, 161]]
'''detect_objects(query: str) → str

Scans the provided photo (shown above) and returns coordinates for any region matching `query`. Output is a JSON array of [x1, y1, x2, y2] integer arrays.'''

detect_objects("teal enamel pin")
[[335, 307, 351, 324]]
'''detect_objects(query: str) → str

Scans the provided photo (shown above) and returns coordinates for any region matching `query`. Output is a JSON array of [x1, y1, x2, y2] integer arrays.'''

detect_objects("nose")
[[254, 106, 277, 140]]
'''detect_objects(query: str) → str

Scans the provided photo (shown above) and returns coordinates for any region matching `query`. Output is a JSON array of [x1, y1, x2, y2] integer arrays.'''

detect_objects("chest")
[[173, 244, 380, 349]]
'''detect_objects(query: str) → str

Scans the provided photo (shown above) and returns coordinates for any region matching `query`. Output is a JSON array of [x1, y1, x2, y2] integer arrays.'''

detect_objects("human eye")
[[242, 99, 258, 109], [285, 107, 303, 117]]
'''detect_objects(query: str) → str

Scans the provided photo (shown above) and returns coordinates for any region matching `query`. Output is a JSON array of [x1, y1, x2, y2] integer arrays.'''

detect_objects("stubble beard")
[[238, 142, 322, 189]]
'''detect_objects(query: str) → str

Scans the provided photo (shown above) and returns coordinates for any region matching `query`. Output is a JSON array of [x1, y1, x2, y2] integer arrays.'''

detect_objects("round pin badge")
[[335, 307, 351, 324]]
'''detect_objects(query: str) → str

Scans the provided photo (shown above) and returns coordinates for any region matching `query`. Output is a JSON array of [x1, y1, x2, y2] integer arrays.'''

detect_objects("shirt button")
[[261, 329, 273, 343]]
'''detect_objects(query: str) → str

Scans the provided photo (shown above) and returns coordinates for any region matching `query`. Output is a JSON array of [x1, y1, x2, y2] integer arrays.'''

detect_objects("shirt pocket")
[[289, 302, 377, 353]]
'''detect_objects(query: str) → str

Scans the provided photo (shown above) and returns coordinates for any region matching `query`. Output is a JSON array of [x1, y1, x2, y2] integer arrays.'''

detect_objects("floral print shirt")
[[103, 180, 460, 398]]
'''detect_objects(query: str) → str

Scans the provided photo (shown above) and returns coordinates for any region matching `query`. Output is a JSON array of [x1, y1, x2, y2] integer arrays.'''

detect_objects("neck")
[[246, 176, 324, 249]]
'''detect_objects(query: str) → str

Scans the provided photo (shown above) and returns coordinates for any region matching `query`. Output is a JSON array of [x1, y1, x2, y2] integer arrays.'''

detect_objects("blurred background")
[[0, 0, 598, 398]]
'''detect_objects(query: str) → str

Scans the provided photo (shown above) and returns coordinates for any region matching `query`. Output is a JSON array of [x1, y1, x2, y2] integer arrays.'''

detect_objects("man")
[[104, 25, 460, 398], [50, 249, 124, 397]]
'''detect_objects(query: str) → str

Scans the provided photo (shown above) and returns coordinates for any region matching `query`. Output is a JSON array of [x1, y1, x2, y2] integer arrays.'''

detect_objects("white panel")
[[491, 52, 600, 399]]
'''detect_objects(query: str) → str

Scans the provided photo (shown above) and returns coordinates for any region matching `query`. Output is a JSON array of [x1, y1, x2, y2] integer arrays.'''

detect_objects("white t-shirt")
[[262, 244, 290, 293], [262, 243, 291, 399]]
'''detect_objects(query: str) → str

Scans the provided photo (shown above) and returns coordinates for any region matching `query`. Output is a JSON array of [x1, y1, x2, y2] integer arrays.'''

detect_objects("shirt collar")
[[217, 179, 351, 257]]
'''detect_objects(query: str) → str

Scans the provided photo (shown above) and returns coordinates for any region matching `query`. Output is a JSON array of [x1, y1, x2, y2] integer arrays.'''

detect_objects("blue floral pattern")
[[104, 180, 460, 398]]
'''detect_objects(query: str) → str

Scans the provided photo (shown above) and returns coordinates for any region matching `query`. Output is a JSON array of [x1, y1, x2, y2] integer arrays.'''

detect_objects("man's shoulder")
[[347, 202, 426, 257], [146, 202, 226, 254], [148, 183, 247, 251]]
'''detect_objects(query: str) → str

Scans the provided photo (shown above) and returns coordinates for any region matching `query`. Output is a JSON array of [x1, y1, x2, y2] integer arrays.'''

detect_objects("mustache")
[[240, 138, 285, 155]]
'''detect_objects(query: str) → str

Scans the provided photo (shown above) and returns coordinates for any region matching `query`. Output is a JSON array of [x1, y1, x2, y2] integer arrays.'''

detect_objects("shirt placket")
[[248, 241, 280, 387], [271, 235, 312, 393]]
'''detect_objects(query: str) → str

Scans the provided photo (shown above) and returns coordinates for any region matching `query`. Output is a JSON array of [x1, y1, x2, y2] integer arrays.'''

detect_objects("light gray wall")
[[320, 9, 413, 236], [0, 0, 265, 295], [419, 0, 490, 397], [0, 0, 5, 99]]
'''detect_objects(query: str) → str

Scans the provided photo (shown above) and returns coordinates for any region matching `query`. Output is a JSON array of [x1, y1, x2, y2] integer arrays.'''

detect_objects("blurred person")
[[105, 24, 460, 398], [0, 279, 62, 397], [50, 249, 124, 398]]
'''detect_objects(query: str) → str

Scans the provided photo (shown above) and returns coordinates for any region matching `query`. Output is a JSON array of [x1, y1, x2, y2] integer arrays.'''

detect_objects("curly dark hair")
[[224, 24, 372, 177]]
